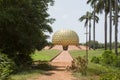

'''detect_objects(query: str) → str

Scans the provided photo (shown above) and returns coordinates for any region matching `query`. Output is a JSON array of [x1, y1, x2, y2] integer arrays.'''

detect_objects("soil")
[[28, 51, 79, 80]]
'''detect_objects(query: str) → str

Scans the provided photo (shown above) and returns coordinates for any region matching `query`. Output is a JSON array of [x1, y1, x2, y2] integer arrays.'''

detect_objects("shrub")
[[112, 55, 120, 67], [0, 52, 15, 80], [91, 56, 100, 64], [70, 56, 87, 75], [101, 50, 115, 65], [13, 54, 33, 71], [100, 71, 120, 80]]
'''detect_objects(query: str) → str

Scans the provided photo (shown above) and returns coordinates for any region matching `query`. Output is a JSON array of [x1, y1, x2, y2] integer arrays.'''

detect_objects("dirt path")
[[51, 51, 73, 63], [31, 51, 78, 80]]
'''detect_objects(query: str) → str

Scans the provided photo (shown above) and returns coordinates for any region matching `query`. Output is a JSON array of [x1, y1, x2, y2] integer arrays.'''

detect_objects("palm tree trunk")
[[93, 3, 96, 50], [104, 12, 107, 50], [109, 0, 112, 50], [89, 20, 91, 49], [86, 26, 88, 63], [115, 0, 118, 55]]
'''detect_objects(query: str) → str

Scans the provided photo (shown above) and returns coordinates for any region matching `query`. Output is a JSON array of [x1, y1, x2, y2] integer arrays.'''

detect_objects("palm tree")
[[89, 0, 109, 50], [79, 11, 92, 49], [79, 11, 99, 49], [110, 0, 120, 55], [109, 0, 119, 50], [87, 0, 98, 50]]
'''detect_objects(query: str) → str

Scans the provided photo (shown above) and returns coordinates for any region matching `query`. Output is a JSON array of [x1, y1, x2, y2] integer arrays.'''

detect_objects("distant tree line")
[[80, 41, 120, 49]]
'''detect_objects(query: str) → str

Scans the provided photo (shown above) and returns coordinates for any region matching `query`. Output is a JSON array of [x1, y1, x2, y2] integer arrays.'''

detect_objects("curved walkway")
[[32, 51, 77, 80]]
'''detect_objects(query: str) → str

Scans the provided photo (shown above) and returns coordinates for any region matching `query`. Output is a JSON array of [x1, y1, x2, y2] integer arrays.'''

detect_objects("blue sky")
[[47, 0, 120, 43]]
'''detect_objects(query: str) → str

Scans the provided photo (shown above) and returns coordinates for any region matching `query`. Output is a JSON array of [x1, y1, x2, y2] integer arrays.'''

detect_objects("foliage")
[[86, 40, 99, 49], [101, 50, 115, 65], [93, 50, 120, 68], [70, 49, 120, 79], [0, 52, 15, 80], [91, 56, 100, 64], [100, 71, 120, 80], [13, 54, 33, 71], [0, 0, 54, 68], [70, 56, 87, 76], [112, 55, 120, 67]]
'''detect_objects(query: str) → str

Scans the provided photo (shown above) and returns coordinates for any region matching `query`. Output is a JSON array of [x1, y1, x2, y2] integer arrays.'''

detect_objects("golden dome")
[[52, 29, 79, 46]]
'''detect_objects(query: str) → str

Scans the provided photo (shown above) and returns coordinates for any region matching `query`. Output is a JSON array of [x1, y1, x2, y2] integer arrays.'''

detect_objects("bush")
[[0, 52, 15, 80], [100, 50, 120, 68], [13, 54, 33, 71], [112, 55, 120, 67], [70, 56, 87, 75], [91, 56, 100, 64], [100, 71, 120, 80], [101, 50, 115, 65]]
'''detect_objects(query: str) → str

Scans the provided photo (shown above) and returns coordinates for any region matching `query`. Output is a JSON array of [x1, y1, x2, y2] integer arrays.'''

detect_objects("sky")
[[47, 0, 120, 43]]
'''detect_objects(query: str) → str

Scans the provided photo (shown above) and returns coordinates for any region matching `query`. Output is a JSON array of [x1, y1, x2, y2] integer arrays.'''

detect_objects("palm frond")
[[79, 15, 86, 21]]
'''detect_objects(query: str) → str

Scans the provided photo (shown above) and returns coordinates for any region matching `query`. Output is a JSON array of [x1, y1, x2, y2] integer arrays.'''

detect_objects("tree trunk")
[[89, 20, 91, 49], [115, 0, 118, 55], [104, 12, 107, 50], [93, 3, 96, 50], [109, 0, 112, 50], [86, 26, 88, 63]]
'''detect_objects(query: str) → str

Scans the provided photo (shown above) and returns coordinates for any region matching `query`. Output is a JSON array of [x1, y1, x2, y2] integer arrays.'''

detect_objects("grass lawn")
[[10, 69, 43, 80], [31, 49, 61, 61], [10, 49, 60, 80], [69, 49, 104, 60], [69, 49, 120, 80]]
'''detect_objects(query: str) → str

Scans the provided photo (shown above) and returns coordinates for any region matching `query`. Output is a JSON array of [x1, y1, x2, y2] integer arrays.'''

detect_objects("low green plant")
[[101, 50, 114, 65], [100, 71, 120, 80], [112, 55, 120, 67], [91, 56, 100, 64], [0, 52, 15, 80], [100, 50, 120, 68]]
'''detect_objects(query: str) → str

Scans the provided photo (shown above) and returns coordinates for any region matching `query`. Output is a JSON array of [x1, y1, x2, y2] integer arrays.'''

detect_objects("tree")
[[88, 0, 110, 50], [111, 0, 120, 55], [79, 11, 92, 49], [0, 0, 54, 67], [86, 40, 99, 49], [79, 11, 99, 49], [87, 0, 98, 50]]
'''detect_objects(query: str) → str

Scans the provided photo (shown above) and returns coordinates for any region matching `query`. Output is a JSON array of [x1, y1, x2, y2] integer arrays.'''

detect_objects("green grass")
[[69, 49, 120, 80], [69, 49, 104, 60], [10, 69, 43, 80], [31, 50, 61, 61], [10, 50, 60, 80]]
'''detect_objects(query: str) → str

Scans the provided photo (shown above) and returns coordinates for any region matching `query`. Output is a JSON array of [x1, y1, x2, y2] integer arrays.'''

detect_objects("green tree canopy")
[[0, 0, 54, 66]]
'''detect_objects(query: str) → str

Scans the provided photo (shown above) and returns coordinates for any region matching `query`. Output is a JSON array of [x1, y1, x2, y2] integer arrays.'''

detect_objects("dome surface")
[[52, 29, 79, 46]]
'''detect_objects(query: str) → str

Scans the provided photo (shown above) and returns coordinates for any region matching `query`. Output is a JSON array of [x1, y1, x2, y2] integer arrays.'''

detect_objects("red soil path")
[[30, 51, 78, 80], [51, 51, 73, 63]]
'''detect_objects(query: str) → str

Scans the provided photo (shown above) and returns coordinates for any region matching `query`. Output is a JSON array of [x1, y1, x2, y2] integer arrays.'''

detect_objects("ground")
[[28, 51, 78, 80]]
